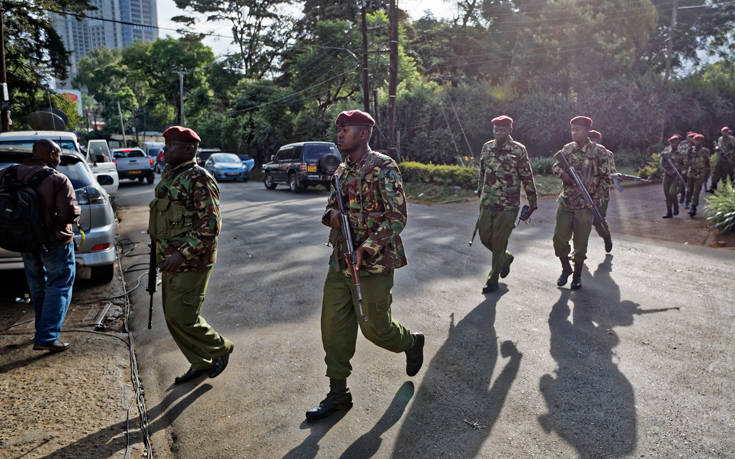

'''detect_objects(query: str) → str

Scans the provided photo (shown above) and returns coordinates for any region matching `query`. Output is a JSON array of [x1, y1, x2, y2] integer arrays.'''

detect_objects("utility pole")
[[660, 0, 679, 142], [388, 0, 398, 154], [173, 70, 188, 126], [0, 6, 10, 132], [117, 101, 126, 145], [360, 0, 370, 113]]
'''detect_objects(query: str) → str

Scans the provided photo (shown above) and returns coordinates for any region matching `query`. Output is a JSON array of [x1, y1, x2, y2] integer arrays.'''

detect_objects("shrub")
[[637, 153, 662, 181], [400, 161, 478, 189], [706, 179, 735, 232], [531, 157, 555, 175]]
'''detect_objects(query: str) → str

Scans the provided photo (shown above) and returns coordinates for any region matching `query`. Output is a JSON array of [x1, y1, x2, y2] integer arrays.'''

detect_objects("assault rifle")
[[556, 150, 612, 247], [332, 175, 366, 323], [468, 218, 479, 246], [146, 238, 156, 329], [662, 154, 687, 187], [610, 173, 651, 192]]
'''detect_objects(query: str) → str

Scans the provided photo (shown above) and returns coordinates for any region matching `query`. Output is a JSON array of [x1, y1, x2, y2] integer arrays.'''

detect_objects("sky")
[[156, 0, 457, 56]]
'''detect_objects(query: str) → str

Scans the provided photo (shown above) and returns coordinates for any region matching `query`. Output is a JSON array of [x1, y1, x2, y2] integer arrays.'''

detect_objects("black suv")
[[262, 142, 341, 192]]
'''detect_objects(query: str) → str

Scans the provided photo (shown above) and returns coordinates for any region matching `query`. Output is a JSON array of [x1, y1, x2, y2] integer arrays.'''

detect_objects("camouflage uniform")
[[687, 146, 711, 208], [321, 149, 414, 380], [712, 134, 735, 189], [660, 145, 686, 212], [477, 136, 537, 286], [148, 160, 232, 371], [593, 144, 615, 239], [678, 140, 693, 205], [552, 140, 611, 263]]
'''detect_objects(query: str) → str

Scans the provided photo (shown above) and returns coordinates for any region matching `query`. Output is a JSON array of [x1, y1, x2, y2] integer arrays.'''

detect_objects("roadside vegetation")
[[706, 179, 735, 233]]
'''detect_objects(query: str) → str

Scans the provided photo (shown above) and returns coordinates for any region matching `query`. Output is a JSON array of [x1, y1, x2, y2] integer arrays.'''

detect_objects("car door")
[[86, 140, 119, 195], [275, 147, 293, 182]]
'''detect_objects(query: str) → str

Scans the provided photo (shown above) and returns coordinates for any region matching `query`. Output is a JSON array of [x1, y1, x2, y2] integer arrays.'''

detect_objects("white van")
[[86, 139, 119, 195]]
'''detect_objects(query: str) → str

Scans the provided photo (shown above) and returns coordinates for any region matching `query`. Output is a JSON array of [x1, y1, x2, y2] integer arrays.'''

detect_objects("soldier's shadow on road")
[[391, 291, 522, 458], [282, 409, 349, 459], [538, 255, 675, 457], [47, 381, 213, 457]]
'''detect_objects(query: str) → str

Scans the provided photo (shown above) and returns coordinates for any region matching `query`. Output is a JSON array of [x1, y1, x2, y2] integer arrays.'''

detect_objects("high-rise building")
[[52, 0, 158, 82]]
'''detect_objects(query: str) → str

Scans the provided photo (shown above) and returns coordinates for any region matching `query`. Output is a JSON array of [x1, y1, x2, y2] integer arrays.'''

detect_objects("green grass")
[[404, 182, 477, 204]]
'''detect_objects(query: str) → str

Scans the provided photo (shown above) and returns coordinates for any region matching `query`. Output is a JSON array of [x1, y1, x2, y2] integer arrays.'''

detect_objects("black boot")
[[305, 378, 353, 422], [662, 205, 673, 219], [570, 261, 584, 290], [557, 257, 573, 287], [603, 236, 613, 253], [673, 201, 679, 216], [406, 333, 425, 376], [689, 205, 696, 218]]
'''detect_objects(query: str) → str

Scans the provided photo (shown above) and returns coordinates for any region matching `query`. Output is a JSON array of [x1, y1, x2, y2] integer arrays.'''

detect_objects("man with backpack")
[[0, 139, 80, 352]]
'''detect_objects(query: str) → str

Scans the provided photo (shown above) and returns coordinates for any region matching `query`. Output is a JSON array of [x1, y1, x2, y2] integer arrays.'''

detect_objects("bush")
[[400, 161, 478, 189], [706, 179, 735, 232], [637, 153, 662, 181], [531, 157, 555, 175]]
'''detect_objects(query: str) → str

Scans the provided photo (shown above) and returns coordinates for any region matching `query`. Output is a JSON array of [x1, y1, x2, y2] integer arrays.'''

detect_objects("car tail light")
[[113, 160, 117, 166], [149, 158, 154, 165], [76, 186, 105, 205], [91, 243, 110, 252], [300, 162, 307, 172]]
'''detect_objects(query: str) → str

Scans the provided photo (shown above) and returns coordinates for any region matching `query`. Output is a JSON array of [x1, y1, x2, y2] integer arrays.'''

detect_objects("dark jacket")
[[0, 158, 81, 247]]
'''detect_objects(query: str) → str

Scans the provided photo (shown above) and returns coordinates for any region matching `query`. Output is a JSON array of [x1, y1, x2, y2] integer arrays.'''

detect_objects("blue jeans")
[[21, 242, 76, 344]]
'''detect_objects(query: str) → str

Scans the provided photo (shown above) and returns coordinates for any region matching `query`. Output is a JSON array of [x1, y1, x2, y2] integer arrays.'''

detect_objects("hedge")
[[400, 161, 478, 189]]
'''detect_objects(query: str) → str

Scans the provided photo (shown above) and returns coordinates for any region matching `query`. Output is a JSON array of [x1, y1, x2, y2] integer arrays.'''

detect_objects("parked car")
[[86, 139, 119, 195], [112, 147, 155, 184], [262, 142, 341, 192], [204, 153, 250, 181], [0, 146, 117, 283]]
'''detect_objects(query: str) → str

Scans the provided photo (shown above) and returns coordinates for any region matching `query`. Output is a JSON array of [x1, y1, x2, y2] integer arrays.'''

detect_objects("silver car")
[[0, 146, 117, 283]]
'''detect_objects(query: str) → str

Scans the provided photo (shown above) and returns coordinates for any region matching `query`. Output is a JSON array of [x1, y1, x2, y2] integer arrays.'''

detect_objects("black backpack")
[[0, 165, 56, 252]]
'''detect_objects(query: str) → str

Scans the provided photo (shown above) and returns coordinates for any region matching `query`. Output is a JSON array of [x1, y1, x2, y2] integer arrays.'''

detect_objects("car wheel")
[[264, 173, 277, 190], [138, 176, 144, 183], [147, 173, 154, 184], [91, 264, 114, 284], [289, 173, 302, 192]]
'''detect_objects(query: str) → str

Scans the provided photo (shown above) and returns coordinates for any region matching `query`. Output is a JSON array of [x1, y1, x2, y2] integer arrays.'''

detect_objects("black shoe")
[[174, 367, 209, 384], [406, 333, 425, 377], [604, 236, 613, 253], [500, 254, 514, 279], [689, 205, 696, 218], [482, 282, 499, 294], [570, 261, 583, 290], [662, 213, 673, 219], [305, 379, 353, 422], [673, 202, 679, 216], [557, 258, 573, 287], [208, 344, 234, 379], [33, 340, 70, 352]]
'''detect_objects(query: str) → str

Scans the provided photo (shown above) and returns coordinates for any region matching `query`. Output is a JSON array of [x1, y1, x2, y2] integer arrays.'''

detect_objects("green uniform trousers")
[[321, 268, 414, 380], [663, 174, 680, 208], [478, 207, 517, 284], [593, 199, 610, 239], [162, 269, 232, 370], [553, 203, 594, 263], [688, 176, 706, 207]]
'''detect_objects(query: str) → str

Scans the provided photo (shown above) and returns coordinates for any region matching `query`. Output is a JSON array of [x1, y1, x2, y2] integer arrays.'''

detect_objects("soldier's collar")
[[170, 160, 196, 171], [345, 147, 371, 169], [492, 136, 514, 151]]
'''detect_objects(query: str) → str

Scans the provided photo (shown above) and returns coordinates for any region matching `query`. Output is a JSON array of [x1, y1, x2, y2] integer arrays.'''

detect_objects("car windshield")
[[147, 146, 163, 156], [303, 143, 339, 161], [0, 154, 93, 189], [0, 139, 79, 152], [212, 154, 241, 164], [113, 149, 146, 158]]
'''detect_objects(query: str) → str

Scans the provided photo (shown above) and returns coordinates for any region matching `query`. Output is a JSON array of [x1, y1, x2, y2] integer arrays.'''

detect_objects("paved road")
[[115, 179, 734, 458]]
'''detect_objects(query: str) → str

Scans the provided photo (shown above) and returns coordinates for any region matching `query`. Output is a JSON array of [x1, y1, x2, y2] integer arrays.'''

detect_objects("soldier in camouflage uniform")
[[589, 130, 615, 252], [305, 110, 424, 422], [476, 115, 537, 293], [552, 116, 611, 290], [679, 132, 695, 208], [687, 133, 711, 218], [148, 126, 233, 384], [660, 134, 685, 218], [709, 126, 735, 192]]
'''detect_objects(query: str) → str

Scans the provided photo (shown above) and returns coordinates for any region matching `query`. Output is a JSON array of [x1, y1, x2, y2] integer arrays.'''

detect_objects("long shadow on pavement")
[[391, 290, 522, 457], [538, 255, 648, 456], [283, 409, 349, 459], [47, 380, 213, 457]]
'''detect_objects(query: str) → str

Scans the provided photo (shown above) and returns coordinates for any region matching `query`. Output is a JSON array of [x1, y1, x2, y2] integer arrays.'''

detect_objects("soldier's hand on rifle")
[[519, 205, 536, 221], [560, 171, 574, 186], [353, 246, 366, 270], [160, 251, 185, 273], [329, 209, 341, 229]]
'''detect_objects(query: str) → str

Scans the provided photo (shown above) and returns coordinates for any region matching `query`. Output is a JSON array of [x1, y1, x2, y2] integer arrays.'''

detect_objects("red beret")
[[588, 130, 602, 142], [686, 131, 696, 138], [722, 126, 731, 133], [692, 133, 705, 140], [335, 110, 375, 127], [667, 134, 681, 142], [491, 115, 513, 127], [163, 126, 201, 143], [570, 116, 593, 129]]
